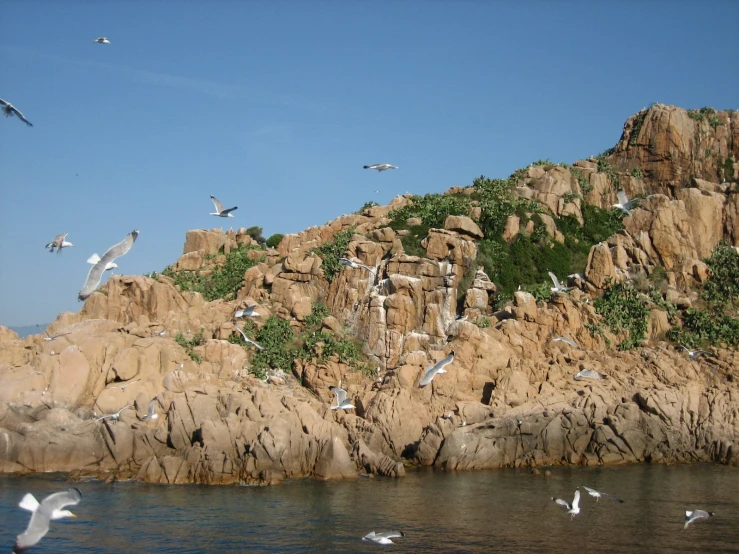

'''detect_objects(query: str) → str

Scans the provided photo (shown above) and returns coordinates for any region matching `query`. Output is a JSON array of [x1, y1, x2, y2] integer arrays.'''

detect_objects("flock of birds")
[[12, 482, 715, 552]]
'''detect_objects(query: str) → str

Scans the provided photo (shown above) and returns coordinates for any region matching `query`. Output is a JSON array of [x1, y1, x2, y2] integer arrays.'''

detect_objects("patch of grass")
[[594, 282, 649, 350], [266, 233, 284, 248], [175, 330, 205, 364], [162, 246, 265, 302], [475, 316, 491, 328], [701, 242, 739, 306], [562, 191, 580, 205], [667, 308, 739, 348], [631, 167, 643, 179], [311, 226, 356, 283], [388, 193, 472, 230], [630, 110, 648, 146]]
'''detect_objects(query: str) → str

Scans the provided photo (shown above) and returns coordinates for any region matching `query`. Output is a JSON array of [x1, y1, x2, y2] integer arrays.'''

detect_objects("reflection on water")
[[1, 464, 738, 553]]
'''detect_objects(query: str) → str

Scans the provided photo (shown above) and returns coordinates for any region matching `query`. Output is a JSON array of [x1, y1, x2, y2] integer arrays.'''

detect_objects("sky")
[[1, 0, 738, 327]]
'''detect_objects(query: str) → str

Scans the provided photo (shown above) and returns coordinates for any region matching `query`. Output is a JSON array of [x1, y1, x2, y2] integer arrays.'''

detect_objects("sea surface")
[[1, 464, 737, 553]]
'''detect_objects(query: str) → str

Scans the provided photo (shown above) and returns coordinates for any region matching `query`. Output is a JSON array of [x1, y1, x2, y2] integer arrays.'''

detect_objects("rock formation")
[[1, 105, 737, 484]]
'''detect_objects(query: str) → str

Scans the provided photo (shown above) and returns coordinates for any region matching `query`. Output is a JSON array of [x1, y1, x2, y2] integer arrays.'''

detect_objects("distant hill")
[[8, 324, 49, 339]]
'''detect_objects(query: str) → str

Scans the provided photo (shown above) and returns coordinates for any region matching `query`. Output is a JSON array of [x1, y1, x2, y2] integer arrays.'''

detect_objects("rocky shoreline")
[[1, 104, 737, 484]]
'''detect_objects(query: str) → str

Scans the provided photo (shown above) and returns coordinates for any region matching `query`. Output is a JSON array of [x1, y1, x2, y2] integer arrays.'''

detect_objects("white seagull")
[[78, 230, 139, 301], [419, 351, 455, 387], [551, 337, 580, 349], [86, 253, 118, 271], [579, 486, 624, 503], [684, 509, 714, 529], [362, 531, 406, 545], [234, 305, 259, 318], [0, 97, 33, 126], [93, 37, 111, 44], [14, 488, 81, 553], [574, 369, 607, 381], [209, 195, 237, 218], [141, 399, 159, 420], [552, 489, 581, 519], [548, 272, 571, 293], [613, 190, 638, 215], [329, 386, 355, 411], [234, 325, 264, 351], [338, 257, 376, 275], [677, 345, 711, 359], [45, 233, 73, 254], [36, 325, 69, 342], [363, 163, 398, 172], [94, 404, 132, 422]]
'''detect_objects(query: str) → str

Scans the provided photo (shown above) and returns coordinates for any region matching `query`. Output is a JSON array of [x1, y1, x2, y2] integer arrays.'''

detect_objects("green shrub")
[[702, 242, 739, 306], [667, 308, 739, 348], [631, 167, 643, 178], [356, 201, 379, 214], [266, 233, 284, 248], [250, 316, 297, 375], [630, 110, 648, 146], [571, 168, 592, 195], [175, 330, 205, 363], [311, 226, 356, 283], [594, 282, 649, 350], [388, 193, 471, 230]]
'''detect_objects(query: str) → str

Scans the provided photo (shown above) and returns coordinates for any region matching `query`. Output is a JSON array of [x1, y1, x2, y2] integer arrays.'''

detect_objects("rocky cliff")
[[1, 104, 737, 484]]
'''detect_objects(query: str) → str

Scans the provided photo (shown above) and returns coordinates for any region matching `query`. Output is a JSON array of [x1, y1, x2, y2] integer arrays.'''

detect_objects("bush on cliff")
[[311, 226, 356, 283], [594, 282, 649, 350], [266, 233, 284, 249], [701, 242, 739, 306]]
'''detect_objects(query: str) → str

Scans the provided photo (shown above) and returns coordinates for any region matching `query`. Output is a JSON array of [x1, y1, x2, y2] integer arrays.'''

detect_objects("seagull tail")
[[363, 165, 371, 169]]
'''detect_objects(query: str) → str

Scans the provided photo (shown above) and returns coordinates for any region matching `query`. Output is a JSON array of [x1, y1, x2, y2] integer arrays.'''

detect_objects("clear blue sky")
[[1, 1, 737, 327]]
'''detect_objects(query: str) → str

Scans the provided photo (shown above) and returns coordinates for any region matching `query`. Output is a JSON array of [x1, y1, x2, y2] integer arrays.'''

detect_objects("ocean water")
[[1, 464, 737, 553]]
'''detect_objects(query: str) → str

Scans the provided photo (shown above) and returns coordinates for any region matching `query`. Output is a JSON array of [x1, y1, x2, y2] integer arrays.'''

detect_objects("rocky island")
[[1, 104, 737, 485]]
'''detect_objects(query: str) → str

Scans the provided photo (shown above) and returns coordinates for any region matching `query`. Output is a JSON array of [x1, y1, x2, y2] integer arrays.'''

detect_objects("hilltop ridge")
[[0, 104, 737, 484]]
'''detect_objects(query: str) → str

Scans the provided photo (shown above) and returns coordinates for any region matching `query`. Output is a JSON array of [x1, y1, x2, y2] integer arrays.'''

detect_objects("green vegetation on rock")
[[594, 282, 649, 350], [175, 330, 205, 364], [311, 226, 356, 282], [266, 233, 284, 248]]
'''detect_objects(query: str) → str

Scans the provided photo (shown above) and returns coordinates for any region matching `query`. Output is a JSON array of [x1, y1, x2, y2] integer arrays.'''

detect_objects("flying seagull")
[[45, 233, 73, 254], [613, 190, 638, 215], [363, 164, 397, 172], [684, 509, 714, 529], [87, 253, 117, 271], [36, 325, 69, 342], [329, 386, 355, 411], [94, 404, 132, 422], [0, 98, 33, 126], [574, 369, 607, 381], [108, 379, 139, 391], [548, 272, 571, 293], [234, 325, 264, 351], [234, 305, 259, 318], [552, 489, 581, 519], [677, 345, 711, 359], [141, 399, 159, 420], [78, 230, 139, 301], [419, 351, 455, 387], [209, 195, 237, 218], [579, 486, 624, 503], [551, 337, 580, 349], [93, 37, 110, 44], [362, 531, 406, 545], [338, 257, 376, 275], [13, 488, 81, 553]]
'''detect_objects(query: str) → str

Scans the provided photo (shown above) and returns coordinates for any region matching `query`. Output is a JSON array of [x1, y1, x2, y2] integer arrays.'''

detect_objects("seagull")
[[329, 386, 355, 411], [574, 369, 607, 381], [551, 337, 580, 349], [234, 305, 259, 318], [362, 531, 405, 545], [13, 488, 81, 553], [338, 257, 375, 275], [684, 509, 714, 529], [141, 399, 158, 420], [552, 489, 581, 519], [234, 325, 264, 351], [78, 230, 139, 301], [613, 190, 638, 215], [36, 325, 69, 342], [579, 486, 624, 503], [94, 404, 132, 422], [209, 195, 237, 218], [108, 379, 139, 391], [419, 351, 455, 387], [93, 37, 110, 44], [152, 328, 167, 337], [45, 233, 73, 254], [548, 272, 571, 293], [677, 345, 711, 359], [0, 97, 33, 126], [86, 253, 117, 271], [363, 164, 398, 172]]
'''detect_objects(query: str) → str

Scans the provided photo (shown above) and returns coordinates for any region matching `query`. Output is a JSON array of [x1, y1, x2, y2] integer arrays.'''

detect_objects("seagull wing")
[[600, 491, 624, 503], [210, 195, 225, 213], [220, 206, 238, 215], [581, 486, 599, 497], [374, 531, 405, 539], [12, 106, 33, 126], [553, 498, 571, 510], [548, 271, 561, 289], [99, 230, 139, 266], [419, 352, 454, 387], [146, 399, 157, 418], [78, 258, 108, 301], [617, 190, 629, 206], [330, 386, 347, 406], [245, 337, 264, 351], [572, 489, 581, 510], [36, 324, 51, 339]]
